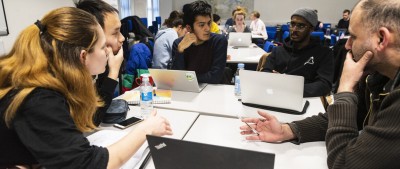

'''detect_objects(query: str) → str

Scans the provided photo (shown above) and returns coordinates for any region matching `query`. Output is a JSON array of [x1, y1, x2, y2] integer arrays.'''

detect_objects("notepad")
[[120, 89, 172, 104], [87, 130, 149, 169]]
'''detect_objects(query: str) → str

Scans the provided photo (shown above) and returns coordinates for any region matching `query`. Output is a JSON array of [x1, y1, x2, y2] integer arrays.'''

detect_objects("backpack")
[[122, 43, 152, 92]]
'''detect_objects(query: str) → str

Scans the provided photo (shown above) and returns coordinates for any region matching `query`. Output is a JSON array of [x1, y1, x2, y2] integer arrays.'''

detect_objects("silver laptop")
[[240, 70, 308, 114], [148, 69, 207, 93], [147, 135, 275, 169], [228, 32, 252, 47]]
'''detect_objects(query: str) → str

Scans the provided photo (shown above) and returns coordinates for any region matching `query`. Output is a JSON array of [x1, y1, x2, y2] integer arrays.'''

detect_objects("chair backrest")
[[155, 16, 161, 26], [263, 41, 274, 52], [140, 17, 148, 27], [281, 24, 289, 32], [330, 34, 337, 46], [282, 31, 289, 41], [323, 23, 331, 29], [266, 26, 277, 41], [266, 26, 277, 32], [311, 31, 325, 41]]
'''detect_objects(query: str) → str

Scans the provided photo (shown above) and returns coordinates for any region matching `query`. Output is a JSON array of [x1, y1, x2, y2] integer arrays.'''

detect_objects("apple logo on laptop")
[[238, 38, 242, 42], [265, 88, 274, 95]]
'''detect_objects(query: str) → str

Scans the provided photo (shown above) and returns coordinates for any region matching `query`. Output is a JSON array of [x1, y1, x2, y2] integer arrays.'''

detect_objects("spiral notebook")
[[119, 89, 172, 105]]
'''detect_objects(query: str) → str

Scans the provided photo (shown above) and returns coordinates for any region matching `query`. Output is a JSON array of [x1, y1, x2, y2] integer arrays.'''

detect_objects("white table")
[[227, 44, 266, 64], [184, 115, 328, 169], [96, 107, 199, 169], [252, 34, 268, 39], [99, 107, 199, 140], [155, 84, 326, 123]]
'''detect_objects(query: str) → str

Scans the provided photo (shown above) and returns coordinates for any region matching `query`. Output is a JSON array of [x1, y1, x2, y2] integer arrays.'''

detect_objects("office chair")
[[263, 41, 274, 53], [282, 31, 289, 41], [311, 31, 325, 41]]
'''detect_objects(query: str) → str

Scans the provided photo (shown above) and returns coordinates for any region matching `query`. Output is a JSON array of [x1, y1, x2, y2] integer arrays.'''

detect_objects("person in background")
[[153, 18, 187, 69], [249, 11, 267, 44], [337, 9, 351, 29], [213, 14, 221, 25], [224, 9, 236, 28], [210, 14, 221, 34], [224, 6, 245, 29], [262, 8, 334, 97], [313, 9, 324, 31], [160, 10, 183, 31], [76, 0, 125, 126], [0, 7, 172, 168], [171, 0, 228, 84], [227, 10, 251, 33], [241, 0, 400, 168]]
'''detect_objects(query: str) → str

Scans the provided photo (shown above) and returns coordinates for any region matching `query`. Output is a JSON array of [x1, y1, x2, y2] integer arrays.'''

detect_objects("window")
[[119, 0, 131, 19], [147, 0, 159, 27]]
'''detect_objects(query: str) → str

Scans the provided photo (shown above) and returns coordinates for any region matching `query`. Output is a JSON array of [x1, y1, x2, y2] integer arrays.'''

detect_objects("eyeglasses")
[[289, 22, 308, 31]]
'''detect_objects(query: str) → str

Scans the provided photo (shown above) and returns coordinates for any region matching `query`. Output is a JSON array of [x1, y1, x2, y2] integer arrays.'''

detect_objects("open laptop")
[[240, 70, 309, 114], [228, 32, 252, 47], [332, 28, 348, 36], [148, 69, 207, 93], [147, 135, 275, 169]]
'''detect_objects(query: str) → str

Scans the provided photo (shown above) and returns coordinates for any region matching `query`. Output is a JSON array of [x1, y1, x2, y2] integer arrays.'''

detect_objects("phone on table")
[[113, 116, 143, 129]]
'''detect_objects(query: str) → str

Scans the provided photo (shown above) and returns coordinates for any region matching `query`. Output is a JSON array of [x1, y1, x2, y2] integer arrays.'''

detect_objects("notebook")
[[148, 69, 207, 93], [228, 32, 252, 47], [119, 89, 171, 105], [147, 135, 275, 169], [240, 70, 309, 114]]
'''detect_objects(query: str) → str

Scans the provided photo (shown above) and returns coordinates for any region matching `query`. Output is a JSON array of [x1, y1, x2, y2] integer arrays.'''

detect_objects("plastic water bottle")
[[234, 63, 245, 97], [140, 76, 153, 119]]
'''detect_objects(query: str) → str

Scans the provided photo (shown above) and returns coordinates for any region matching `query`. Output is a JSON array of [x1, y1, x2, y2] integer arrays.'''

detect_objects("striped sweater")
[[291, 71, 400, 169]]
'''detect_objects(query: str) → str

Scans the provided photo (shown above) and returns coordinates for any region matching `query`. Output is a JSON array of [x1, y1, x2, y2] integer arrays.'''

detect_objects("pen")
[[244, 122, 259, 136], [139, 152, 151, 169]]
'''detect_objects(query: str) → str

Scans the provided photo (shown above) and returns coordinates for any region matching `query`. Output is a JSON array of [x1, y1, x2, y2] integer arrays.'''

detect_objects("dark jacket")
[[171, 33, 227, 84], [337, 19, 350, 29], [0, 88, 108, 168], [263, 37, 334, 97], [291, 71, 400, 169]]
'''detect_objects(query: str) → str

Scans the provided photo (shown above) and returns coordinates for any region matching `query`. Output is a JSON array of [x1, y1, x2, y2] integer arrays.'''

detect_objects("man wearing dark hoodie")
[[262, 8, 334, 97]]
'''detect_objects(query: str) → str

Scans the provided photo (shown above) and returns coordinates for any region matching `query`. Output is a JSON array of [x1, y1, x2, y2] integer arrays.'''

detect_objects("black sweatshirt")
[[171, 33, 227, 84], [263, 37, 334, 97], [0, 88, 108, 168]]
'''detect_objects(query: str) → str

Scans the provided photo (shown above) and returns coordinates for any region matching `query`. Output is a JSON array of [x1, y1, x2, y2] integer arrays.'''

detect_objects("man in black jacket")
[[337, 9, 350, 29], [263, 8, 334, 97]]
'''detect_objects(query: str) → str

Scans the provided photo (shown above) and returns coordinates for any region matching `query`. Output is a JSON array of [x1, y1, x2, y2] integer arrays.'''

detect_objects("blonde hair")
[[233, 10, 247, 21], [0, 7, 103, 132]]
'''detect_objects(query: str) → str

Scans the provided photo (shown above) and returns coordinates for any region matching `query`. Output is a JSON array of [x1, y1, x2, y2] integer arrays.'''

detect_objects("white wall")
[[161, 0, 358, 26], [132, 0, 147, 17], [0, 0, 74, 54], [159, 0, 173, 25], [255, 0, 358, 26]]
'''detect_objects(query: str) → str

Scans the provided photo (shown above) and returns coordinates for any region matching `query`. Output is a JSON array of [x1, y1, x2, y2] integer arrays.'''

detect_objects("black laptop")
[[146, 135, 275, 169]]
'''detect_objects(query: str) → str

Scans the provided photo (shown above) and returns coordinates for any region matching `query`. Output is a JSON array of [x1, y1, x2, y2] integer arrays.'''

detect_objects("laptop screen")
[[228, 32, 252, 47], [240, 70, 307, 114], [147, 135, 275, 169], [148, 69, 207, 93]]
